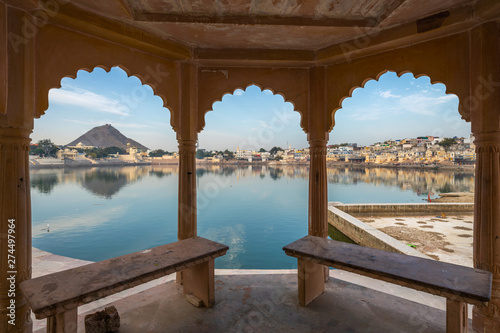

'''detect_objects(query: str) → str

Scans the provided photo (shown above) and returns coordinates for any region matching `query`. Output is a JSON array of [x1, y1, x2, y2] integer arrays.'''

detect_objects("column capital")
[[473, 130, 500, 148], [0, 127, 31, 147], [178, 139, 197, 151], [308, 139, 328, 148]]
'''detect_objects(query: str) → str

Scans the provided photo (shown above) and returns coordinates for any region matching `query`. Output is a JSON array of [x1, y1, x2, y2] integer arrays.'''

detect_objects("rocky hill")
[[66, 124, 148, 150]]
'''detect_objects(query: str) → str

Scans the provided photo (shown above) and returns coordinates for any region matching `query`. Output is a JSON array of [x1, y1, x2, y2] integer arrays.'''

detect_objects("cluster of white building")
[[198, 135, 476, 165], [326, 135, 476, 165]]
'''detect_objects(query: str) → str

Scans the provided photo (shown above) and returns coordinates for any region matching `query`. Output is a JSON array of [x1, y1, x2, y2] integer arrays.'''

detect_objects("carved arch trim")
[[197, 67, 309, 134], [326, 32, 471, 132], [330, 70, 462, 132], [34, 23, 179, 132]]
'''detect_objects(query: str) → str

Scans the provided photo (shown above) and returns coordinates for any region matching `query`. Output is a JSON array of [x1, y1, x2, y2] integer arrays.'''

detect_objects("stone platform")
[[31, 248, 471, 332]]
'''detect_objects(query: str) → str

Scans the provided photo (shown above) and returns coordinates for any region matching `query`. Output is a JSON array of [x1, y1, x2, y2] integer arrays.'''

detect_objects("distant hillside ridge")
[[66, 124, 148, 150]]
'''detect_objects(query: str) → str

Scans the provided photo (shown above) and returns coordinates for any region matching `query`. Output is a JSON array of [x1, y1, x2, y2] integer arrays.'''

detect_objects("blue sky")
[[32, 67, 471, 151]]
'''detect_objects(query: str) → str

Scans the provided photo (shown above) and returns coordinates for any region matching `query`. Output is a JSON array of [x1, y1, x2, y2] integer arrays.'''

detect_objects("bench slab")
[[283, 235, 491, 306], [21, 237, 228, 319]]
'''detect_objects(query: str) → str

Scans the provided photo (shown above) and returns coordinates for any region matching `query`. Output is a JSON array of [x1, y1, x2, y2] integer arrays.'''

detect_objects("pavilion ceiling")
[[61, 0, 476, 51], [5, 0, 497, 61]]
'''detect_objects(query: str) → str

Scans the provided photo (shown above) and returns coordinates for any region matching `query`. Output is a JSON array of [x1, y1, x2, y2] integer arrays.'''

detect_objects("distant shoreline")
[[29, 159, 475, 172]]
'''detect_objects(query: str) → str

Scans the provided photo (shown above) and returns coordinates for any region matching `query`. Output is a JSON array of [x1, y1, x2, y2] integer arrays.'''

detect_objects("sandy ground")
[[432, 192, 474, 203], [358, 214, 473, 267]]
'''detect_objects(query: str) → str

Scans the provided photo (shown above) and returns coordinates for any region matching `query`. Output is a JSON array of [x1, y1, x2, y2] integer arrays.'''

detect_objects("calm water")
[[30, 165, 474, 268]]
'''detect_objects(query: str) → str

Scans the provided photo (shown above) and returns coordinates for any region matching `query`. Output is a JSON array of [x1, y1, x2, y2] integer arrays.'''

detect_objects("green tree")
[[196, 150, 206, 159], [149, 149, 167, 157], [104, 146, 126, 155], [259, 148, 266, 152], [30, 146, 45, 156], [438, 138, 456, 151], [223, 149, 234, 159], [270, 146, 283, 155], [37, 139, 59, 156]]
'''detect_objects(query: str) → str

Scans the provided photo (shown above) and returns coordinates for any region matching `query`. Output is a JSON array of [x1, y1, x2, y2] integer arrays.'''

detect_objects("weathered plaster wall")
[[1, 6, 35, 129], [469, 21, 500, 133]]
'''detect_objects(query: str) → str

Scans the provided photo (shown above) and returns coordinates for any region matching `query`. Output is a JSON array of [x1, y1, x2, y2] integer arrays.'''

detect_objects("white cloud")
[[233, 89, 244, 96], [256, 120, 272, 129], [49, 86, 130, 116], [32, 206, 127, 237], [399, 94, 457, 115], [380, 90, 402, 98]]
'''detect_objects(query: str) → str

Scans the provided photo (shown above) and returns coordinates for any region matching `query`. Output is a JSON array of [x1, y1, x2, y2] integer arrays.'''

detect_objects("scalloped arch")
[[199, 84, 307, 134], [37, 64, 178, 133], [330, 70, 464, 132]]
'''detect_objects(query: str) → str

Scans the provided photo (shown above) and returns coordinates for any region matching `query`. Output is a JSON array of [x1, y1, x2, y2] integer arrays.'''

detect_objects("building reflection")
[[30, 165, 474, 198], [30, 165, 177, 198]]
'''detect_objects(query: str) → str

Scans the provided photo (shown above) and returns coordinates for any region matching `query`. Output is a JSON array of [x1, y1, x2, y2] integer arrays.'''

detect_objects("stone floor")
[[31, 247, 472, 333], [357, 214, 474, 267]]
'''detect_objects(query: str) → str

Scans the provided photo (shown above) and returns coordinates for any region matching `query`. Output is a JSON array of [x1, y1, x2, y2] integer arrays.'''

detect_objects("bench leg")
[[47, 309, 77, 333], [183, 259, 215, 307], [297, 259, 325, 306], [446, 299, 468, 333]]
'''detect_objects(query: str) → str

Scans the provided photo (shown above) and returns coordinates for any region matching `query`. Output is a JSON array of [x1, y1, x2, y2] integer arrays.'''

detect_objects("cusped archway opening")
[[197, 84, 308, 269], [328, 71, 474, 265], [30, 66, 178, 262]]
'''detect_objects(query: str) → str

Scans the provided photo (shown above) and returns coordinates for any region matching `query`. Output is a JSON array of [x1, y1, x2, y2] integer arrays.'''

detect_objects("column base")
[[473, 306, 500, 332]]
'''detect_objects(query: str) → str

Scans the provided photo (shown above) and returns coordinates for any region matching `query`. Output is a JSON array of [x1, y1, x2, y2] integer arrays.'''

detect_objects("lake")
[[30, 165, 475, 269]]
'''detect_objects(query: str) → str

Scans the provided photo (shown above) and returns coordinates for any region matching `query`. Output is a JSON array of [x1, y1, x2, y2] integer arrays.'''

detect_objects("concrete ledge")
[[331, 203, 473, 216], [328, 206, 432, 259]]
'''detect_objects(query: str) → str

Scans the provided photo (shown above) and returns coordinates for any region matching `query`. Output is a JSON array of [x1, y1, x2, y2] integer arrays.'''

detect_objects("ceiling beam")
[[132, 12, 378, 28], [193, 48, 315, 67], [316, 4, 475, 65], [42, 2, 191, 61], [376, 0, 411, 27]]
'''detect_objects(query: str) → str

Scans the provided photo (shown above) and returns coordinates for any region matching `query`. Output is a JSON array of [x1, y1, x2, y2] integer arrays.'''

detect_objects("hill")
[[66, 124, 148, 151]]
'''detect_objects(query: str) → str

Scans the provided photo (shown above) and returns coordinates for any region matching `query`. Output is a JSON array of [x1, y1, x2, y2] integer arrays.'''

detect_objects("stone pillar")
[[176, 63, 198, 284], [472, 130, 500, 332], [297, 66, 330, 306], [178, 139, 197, 240], [0, 127, 33, 333], [308, 139, 328, 238], [297, 140, 329, 306], [469, 22, 500, 333]]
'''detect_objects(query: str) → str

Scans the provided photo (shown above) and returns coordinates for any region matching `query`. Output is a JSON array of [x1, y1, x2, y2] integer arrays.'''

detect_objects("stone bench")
[[20, 237, 229, 333], [283, 235, 492, 333]]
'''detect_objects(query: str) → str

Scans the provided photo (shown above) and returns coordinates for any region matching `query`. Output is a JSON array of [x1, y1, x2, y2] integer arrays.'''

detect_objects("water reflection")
[[31, 165, 474, 198], [30, 166, 176, 198], [326, 166, 474, 195], [30, 164, 475, 266]]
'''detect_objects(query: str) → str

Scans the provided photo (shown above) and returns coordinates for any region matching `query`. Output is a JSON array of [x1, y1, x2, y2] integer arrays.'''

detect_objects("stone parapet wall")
[[331, 203, 474, 216], [328, 206, 431, 259]]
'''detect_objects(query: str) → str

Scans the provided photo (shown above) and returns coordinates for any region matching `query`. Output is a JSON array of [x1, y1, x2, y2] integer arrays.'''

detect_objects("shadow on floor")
[[54, 273, 453, 333]]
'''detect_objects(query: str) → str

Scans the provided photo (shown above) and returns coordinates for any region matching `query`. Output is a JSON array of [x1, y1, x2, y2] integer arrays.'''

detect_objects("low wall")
[[328, 206, 433, 259], [332, 203, 474, 216]]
